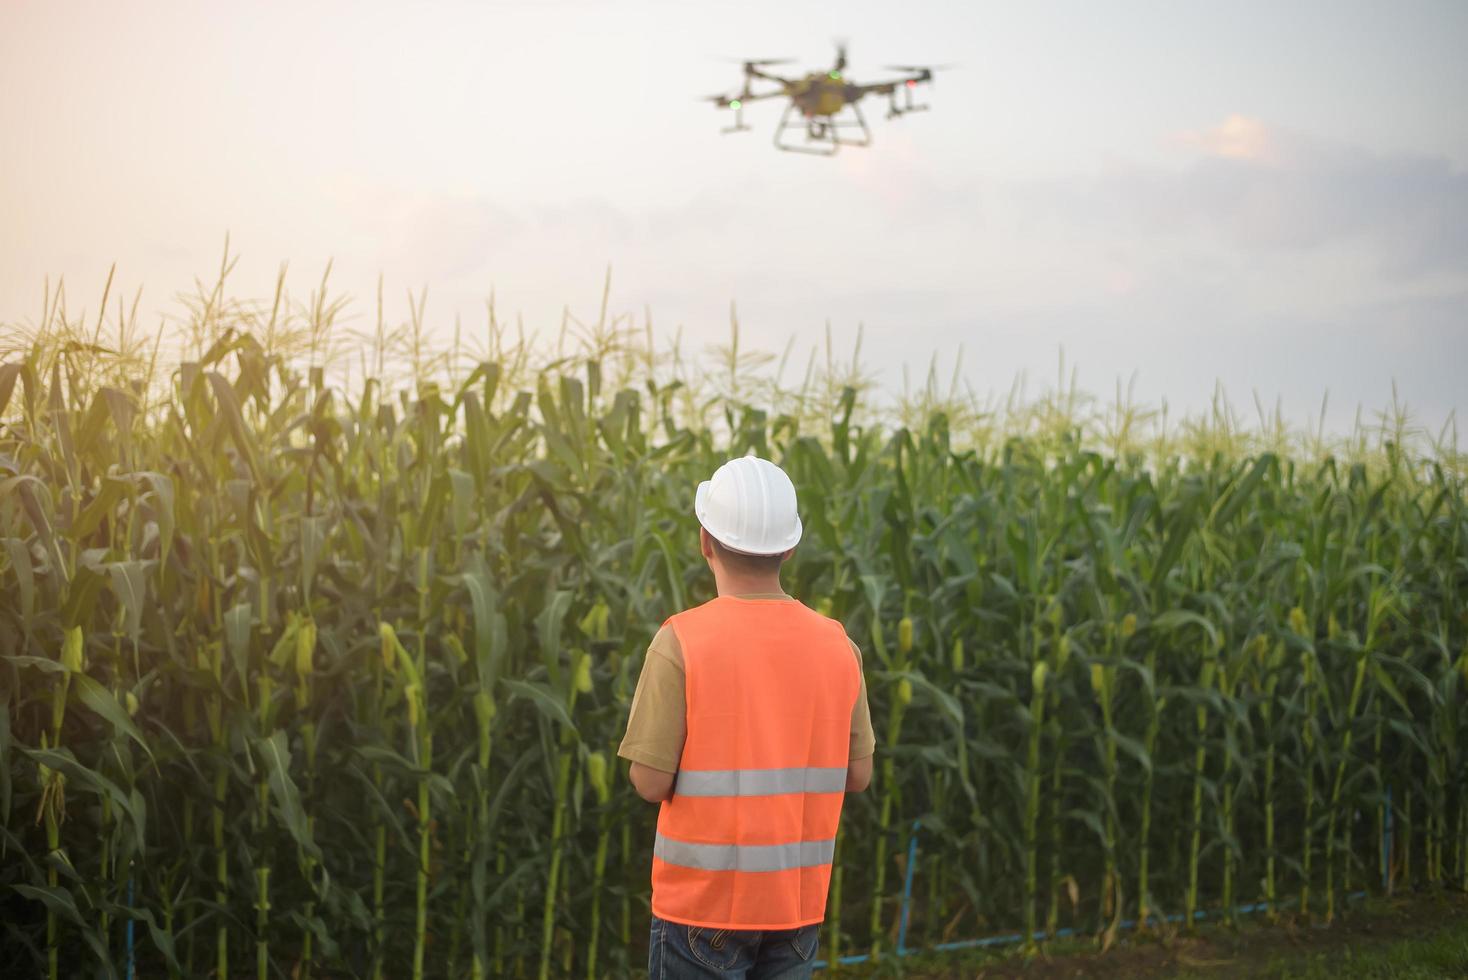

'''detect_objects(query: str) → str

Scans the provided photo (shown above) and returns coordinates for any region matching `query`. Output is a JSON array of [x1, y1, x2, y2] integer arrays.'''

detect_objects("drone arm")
[[737, 86, 787, 102], [746, 66, 796, 86], [856, 74, 927, 93]]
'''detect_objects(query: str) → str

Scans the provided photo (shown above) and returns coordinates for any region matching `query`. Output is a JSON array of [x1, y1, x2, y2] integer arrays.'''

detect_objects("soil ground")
[[830, 890, 1468, 978]]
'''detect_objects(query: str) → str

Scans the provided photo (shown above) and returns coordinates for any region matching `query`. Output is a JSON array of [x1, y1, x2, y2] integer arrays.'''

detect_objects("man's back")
[[652, 595, 860, 930], [620, 454, 875, 977]]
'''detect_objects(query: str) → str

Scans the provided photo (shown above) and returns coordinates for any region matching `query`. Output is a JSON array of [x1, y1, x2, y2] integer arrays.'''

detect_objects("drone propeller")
[[833, 39, 848, 73], [724, 57, 795, 67], [884, 64, 951, 91], [884, 63, 957, 74]]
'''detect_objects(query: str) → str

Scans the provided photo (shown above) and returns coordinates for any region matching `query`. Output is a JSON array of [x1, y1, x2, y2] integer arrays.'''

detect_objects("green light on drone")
[[729, 99, 742, 109], [829, 71, 842, 80]]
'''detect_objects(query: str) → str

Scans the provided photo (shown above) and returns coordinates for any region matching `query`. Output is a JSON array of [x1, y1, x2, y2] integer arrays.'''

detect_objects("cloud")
[[325, 176, 523, 281], [1174, 113, 1277, 162], [1143, 115, 1468, 274], [298, 116, 1466, 408]]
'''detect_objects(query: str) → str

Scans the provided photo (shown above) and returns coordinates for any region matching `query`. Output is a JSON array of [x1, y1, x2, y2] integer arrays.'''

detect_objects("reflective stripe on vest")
[[654, 833, 837, 872], [674, 766, 847, 797], [650, 596, 860, 930]]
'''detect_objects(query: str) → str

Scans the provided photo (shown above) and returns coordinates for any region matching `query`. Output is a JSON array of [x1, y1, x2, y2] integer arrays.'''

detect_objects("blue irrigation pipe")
[[812, 814, 1376, 971], [126, 870, 136, 980], [816, 892, 1371, 967], [1383, 785, 1393, 892], [895, 819, 920, 955]]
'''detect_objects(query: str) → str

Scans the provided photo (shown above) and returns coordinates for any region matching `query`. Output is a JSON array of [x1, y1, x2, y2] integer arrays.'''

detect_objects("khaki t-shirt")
[[617, 592, 877, 774]]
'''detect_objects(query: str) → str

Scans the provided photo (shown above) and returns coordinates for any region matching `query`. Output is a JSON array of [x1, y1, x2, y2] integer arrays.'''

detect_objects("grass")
[[1178, 899, 1468, 980], [1229, 928, 1468, 980], [829, 893, 1468, 978]]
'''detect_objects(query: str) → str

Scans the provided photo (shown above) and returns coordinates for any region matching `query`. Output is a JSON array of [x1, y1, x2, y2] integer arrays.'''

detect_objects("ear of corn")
[[1, 278, 1465, 975]]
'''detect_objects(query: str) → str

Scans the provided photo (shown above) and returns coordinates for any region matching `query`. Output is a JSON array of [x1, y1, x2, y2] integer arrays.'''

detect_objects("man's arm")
[[617, 626, 687, 803], [629, 762, 676, 802], [847, 637, 876, 793]]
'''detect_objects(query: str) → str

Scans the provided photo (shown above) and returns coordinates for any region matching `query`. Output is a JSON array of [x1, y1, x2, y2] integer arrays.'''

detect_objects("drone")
[[704, 44, 946, 155]]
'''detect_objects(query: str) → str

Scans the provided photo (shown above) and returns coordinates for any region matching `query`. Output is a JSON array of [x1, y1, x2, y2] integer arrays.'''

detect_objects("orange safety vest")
[[651, 595, 861, 930]]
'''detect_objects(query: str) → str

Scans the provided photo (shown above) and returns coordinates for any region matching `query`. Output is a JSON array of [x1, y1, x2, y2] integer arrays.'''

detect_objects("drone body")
[[706, 44, 943, 155]]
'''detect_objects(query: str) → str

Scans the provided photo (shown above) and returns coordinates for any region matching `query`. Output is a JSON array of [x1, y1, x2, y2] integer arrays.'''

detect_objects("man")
[[618, 455, 876, 978]]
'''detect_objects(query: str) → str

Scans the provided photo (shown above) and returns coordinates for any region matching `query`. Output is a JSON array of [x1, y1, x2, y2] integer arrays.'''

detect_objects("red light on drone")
[[906, 79, 917, 88]]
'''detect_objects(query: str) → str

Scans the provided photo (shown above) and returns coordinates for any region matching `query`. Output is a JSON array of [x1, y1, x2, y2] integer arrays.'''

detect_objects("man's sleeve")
[[616, 625, 687, 774], [848, 638, 876, 761]]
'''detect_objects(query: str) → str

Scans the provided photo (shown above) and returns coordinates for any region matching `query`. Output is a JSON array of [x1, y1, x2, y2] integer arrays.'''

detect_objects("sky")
[[2, 0, 1465, 436]]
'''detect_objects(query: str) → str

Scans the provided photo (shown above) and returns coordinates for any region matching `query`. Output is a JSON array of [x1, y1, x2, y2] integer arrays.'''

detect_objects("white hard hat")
[[695, 455, 803, 556]]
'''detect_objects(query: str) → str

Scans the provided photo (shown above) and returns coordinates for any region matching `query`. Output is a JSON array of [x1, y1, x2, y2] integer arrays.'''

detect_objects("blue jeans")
[[648, 914, 819, 979]]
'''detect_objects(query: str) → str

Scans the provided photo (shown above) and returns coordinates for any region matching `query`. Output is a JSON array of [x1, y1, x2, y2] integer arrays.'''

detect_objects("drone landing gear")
[[773, 102, 872, 155], [722, 101, 752, 134], [886, 85, 930, 120]]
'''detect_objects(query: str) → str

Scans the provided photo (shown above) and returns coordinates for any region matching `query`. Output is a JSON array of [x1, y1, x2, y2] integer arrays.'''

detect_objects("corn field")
[[1, 271, 1466, 978]]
